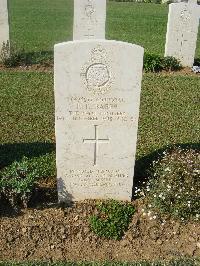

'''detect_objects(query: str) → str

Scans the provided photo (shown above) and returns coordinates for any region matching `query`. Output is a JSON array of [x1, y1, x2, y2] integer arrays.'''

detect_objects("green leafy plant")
[[89, 200, 135, 240], [162, 56, 182, 71], [0, 42, 52, 67], [143, 53, 182, 72], [0, 157, 39, 209], [0, 42, 23, 67], [139, 148, 200, 221], [143, 53, 163, 72]]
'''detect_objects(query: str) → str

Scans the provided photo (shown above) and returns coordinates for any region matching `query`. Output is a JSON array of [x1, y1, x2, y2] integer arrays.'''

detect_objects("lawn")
[[8, 0, 200, 57], [0, 71, 199, 176]]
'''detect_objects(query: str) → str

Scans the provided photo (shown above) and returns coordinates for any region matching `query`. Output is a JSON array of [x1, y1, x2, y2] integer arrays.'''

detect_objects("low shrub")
[[89, 200, 135, 240], [162, 56, 182, 71], [0, 42, 52, 67], [0, 157, 38, 209], [143, 53, 182, 72], [194, 58, 200, 66], [138, 148, 200, 221], [0, 153, 55, 209], [0, 42, 27, 67], [143, 53, 163, 72]]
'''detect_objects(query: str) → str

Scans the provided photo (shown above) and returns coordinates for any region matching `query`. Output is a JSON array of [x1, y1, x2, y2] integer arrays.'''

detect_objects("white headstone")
[[73, 0, 106, 40], [0, 0, 9, 53], [54, 40, 144, 203], [165, 2, 200, 67]]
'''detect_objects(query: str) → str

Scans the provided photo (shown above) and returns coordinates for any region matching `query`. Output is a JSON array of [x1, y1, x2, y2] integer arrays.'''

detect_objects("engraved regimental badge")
[[80, 46, 113, 95]]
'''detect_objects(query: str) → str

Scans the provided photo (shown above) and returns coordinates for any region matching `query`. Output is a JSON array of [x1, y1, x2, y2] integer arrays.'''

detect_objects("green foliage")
[[143, 53, 182, 72], [142, 148, 200, 221], [0, 157, 38, 208], [0, 42, 52, 67], [162, 56, 182, 71], [89, 200, 135, 240], [144, 53, 163, 72], [194, 58, 200, 66], [0, 41, 10, 64], [0, 154, 55, 209]]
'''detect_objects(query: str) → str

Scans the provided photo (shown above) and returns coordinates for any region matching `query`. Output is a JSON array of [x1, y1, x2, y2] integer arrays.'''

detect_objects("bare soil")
[[0, 179, 199, 262]]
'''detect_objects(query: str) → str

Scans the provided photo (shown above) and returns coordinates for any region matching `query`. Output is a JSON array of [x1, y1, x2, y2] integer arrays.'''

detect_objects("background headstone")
[[54, 40, 144, 202], [165, 1, 200, 67], [73, 0, 106, 40], [0, 0, 9, 53]]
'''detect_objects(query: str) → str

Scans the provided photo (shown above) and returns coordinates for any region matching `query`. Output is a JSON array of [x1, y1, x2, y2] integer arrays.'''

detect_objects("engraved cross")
[[180, 33, 187, 51], [84, 28, 95, 39], [83, 125, 109, 166]]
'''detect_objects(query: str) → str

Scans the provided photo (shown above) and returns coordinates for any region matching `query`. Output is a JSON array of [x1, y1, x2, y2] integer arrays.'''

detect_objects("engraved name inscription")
[[56, 96, 137, 123]]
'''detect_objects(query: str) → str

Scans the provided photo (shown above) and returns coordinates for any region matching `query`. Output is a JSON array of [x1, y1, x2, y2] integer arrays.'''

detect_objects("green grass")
[[0, 258, 200, 265], [8, 1, 200, 58], [0, 72, 199, 176], [9, 0, 74, 54]]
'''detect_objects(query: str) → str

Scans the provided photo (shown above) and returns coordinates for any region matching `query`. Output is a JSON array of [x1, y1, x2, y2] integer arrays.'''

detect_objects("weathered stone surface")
[[0, 0, 9, 52], [54, 40, 144, 202], [165, 1, 200, 67], [73, 0, 106, 40]]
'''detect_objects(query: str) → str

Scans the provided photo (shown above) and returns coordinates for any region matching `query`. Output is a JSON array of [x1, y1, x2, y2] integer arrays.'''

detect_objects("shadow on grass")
[[20, 50, 53, 65], [134, 142, 200, 190], [0, 142, 55, 169], [2, 50, 53, 67]]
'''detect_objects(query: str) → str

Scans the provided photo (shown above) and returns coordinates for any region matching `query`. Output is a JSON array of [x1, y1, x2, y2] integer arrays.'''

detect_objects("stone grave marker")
[[165, 1, 200, 67], [73, 0, 106, 40], [54, 40, 144, 203], [0, 0, 9, 53]]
